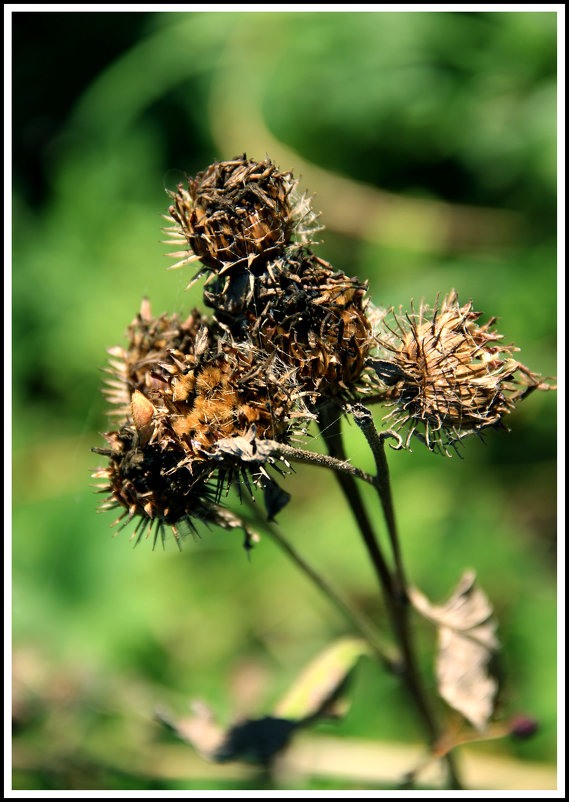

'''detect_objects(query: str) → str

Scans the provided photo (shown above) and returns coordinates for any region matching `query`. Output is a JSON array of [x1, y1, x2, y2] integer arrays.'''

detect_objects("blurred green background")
[[12, 10, 557, 791]]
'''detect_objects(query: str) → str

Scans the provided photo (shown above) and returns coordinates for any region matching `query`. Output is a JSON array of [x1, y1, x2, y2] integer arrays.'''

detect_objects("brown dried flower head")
[[374, 290, 551, 453], [163, 345, 310, 459], [92, 427, 218, 548], [104, 300, 310, 459], [96, 299, 312, 535], [103, 298, 212, 422], [164, 154, 321, 278], [203, 252, 375, 403], [94, 298, 314, 546], [255, 254, 374, 400]]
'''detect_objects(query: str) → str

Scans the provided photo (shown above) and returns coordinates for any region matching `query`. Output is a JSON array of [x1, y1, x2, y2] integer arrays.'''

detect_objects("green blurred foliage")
[[266, 12, 556, 217], [12, 10, 557, 791]]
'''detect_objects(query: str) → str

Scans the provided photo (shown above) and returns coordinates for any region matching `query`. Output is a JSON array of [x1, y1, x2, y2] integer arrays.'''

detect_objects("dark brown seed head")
[[92, 426, 217, 548], [205, 252, 374, 402]]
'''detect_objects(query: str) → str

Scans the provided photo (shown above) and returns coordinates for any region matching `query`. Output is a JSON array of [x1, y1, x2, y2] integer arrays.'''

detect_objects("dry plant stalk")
[[92, 154, 553, 789]]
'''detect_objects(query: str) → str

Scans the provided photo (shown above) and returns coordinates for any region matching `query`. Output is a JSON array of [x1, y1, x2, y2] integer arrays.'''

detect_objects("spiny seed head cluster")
[[94, 295, 313, 545], [373, 290, 550, 454], [93, 155, 551, 546], [95, 155, 374, 545], [166, 157, 377, 405]]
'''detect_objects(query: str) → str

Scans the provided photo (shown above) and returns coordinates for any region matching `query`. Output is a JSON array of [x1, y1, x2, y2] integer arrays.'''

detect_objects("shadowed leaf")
[[156, 702, 298, 765], [213, 716, 298, 764], [262, 477, 291, 521], [155, 638, 370, 767], [409, 571, 499, 731]]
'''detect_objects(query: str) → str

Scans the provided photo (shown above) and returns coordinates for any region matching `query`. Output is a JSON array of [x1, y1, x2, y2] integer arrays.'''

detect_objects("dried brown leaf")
[[409, 570, 499, 731], [156, 702, 296, 765]]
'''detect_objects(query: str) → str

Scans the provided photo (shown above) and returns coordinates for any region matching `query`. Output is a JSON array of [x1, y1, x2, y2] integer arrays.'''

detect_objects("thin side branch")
[[237, 495, 399, 670], [268, 441, 377, 487]]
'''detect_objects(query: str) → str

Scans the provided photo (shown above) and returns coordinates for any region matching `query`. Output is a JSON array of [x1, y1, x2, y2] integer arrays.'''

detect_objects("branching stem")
[[349, 405, 408, 599], [317, 403, 463, 790], [241, 497, 399, 672], [267, 441, 376, 487], [225, 410, 463, 787]]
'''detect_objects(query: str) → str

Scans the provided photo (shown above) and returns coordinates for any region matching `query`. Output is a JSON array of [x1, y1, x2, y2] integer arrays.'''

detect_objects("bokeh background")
[[12, 10, 557, 791]]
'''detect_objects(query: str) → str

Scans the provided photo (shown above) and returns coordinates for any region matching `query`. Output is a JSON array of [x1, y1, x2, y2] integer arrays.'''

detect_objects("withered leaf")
[[409, 570, 499, 731], [156, 702, 296, 765], [156, 638, 371, 766]]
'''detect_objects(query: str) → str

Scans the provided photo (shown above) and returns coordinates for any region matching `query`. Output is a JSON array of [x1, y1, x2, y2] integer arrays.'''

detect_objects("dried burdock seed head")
[[163, 154, 321, 280], [102, 301, 313, 499], [373, 290, 553, 454], [92, 424, 265, 551], [95, 343, 310, 540], [282, 255, 374, 399], [103, 298, 214, 423], [164, 346, 307, 458], [91, 426, 220, 549], [206, 252, 375, 403]]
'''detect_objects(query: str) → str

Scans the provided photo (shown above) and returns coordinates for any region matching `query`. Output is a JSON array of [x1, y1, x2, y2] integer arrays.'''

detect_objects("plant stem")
[[316, 404, 397, 604], [320, 403, 463, 790], [350, 405, 408, 599], [267, 441, 376, 487], [241, 496, 399, 671], [235, 411, 463, 787]]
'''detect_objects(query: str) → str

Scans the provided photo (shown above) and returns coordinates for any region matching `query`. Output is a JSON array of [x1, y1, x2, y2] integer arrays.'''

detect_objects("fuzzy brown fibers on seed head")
[[103, 298, 213, 423], [101, 297, 313, 475]]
